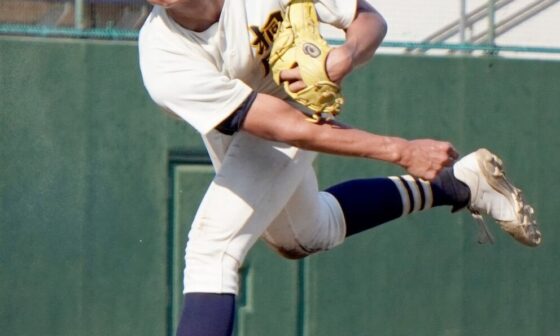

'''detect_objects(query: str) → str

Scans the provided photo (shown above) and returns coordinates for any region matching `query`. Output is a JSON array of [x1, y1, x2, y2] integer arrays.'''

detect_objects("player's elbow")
[[376, 15, 388, 41], [359, 0, 388, 39], [361, 16, 387, 62], [368, 11, 388, 48], [346, 5, 388, 64]]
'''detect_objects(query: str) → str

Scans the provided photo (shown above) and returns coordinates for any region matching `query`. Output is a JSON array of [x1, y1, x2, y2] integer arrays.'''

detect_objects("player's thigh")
[[262, 166, 346, 259], [184, 132, 317, 293]]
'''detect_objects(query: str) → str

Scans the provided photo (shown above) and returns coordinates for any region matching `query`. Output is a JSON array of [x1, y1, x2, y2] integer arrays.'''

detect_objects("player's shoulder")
[[138, 6, 199, 56], [138, 6, 167, 45]]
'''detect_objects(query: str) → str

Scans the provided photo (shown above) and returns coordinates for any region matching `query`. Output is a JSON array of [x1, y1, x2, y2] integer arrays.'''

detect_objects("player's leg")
[[325, 167, 469, 237], [176, 132, 317, 336], [176, 293, 235, 336], [262, 165, 347, 259], [262, 164, 469, 258], [334, 149, 541, 245], [263, 148, 541, 259]]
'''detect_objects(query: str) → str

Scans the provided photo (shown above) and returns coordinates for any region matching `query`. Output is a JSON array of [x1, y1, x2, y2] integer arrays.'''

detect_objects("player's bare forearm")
[[242, 94, 458, 180], [326, 0, 387, 83]]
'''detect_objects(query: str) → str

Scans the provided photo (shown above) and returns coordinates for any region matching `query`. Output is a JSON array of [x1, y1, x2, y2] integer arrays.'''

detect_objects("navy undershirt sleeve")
[[215, 91, 258, 135]]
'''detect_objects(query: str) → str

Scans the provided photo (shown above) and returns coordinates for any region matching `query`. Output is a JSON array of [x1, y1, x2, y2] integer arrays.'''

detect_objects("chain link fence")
[[0, 0, 149, 39]]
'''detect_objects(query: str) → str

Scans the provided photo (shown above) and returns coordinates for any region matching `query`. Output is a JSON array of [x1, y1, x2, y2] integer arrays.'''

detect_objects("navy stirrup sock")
[[326, 178, 404, 237], [326, 168, 470, 237], [430, 167, 470, 210], [176, 293, 236, 336]]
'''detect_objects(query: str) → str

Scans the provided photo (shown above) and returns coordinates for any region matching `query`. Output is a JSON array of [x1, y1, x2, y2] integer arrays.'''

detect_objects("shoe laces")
[[470, 210, 496, 244]]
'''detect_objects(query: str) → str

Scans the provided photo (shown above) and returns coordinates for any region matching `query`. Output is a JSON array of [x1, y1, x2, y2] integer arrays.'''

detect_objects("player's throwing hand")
[[397, 139, 459, 181]]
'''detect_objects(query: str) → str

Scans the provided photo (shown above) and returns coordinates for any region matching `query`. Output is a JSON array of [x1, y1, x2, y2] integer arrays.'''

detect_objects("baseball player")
[[138, 0, 542, 335]]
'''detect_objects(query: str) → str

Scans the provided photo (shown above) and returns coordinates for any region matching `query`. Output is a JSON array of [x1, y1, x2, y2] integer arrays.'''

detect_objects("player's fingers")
[[279, 67, 302, 82], [288, 80, 306, 93], [447, 145, 459, 161], [439, 142, 459, 159], [434, 141, 459, 164], [442, 156, 456, 167]]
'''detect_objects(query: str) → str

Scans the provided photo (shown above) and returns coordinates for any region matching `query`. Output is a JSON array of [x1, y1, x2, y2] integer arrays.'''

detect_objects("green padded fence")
[[1, 37, 559, 336]]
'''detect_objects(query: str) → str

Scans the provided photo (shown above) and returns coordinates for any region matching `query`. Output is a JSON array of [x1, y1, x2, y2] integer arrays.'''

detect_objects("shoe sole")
[[475, 148, 542, 246]]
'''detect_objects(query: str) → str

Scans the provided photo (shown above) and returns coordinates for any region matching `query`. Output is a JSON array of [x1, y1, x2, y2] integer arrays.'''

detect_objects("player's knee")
[[265, 239, 325, 260], [274, 246, 309, 260]]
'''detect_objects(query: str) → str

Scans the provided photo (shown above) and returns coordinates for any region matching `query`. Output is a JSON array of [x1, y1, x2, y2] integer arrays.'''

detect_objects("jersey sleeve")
[[139, 19, 252, 135], [314, 0, 358, 29], [143, 62, 252, 135]]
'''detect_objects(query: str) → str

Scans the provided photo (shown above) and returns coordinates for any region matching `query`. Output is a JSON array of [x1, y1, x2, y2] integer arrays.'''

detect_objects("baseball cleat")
[[453, 148, 542, 246]]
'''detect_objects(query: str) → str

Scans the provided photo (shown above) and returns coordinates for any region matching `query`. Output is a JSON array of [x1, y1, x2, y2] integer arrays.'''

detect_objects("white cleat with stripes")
[[453, 148, 542, 246]]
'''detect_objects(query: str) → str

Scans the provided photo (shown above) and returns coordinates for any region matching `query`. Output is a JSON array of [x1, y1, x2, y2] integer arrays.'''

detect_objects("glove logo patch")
[[302, 43, 321, 58]]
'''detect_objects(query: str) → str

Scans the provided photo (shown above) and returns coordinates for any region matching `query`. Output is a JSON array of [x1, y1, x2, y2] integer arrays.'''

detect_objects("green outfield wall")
[[1, 37, 559, 336]]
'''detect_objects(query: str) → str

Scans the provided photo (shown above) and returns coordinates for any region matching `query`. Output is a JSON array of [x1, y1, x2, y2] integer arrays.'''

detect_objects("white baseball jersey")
[[139, 0, 356, 294], [139, 0, 357, 154]]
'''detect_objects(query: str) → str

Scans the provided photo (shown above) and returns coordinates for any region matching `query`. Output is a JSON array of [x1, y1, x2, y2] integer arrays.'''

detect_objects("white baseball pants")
[[184, 131, 346, 294]]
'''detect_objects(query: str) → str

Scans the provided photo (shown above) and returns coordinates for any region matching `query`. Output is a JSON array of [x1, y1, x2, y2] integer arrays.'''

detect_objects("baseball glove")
[[269, 0, 344, 122]]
